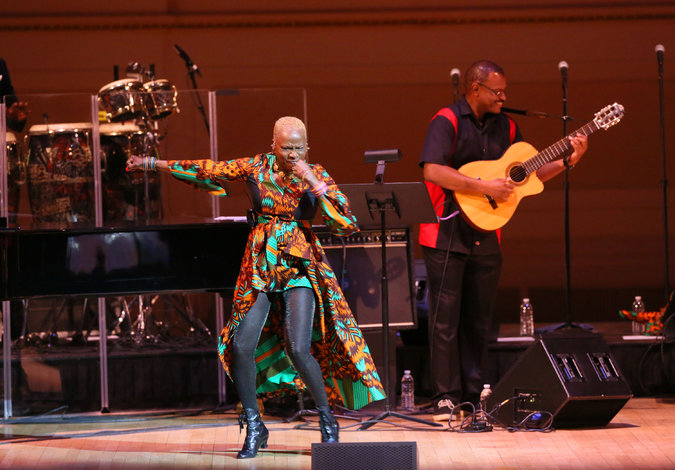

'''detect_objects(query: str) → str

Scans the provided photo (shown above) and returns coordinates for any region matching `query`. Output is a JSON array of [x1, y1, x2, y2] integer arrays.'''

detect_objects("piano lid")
[[0, 222, 250, 300]]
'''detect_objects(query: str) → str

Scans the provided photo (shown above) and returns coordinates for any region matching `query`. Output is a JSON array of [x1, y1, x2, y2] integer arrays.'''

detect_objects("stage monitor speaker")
[[311, 441, 418, 470], [317, 228, 416, 329], [486, 330, 632, 429]]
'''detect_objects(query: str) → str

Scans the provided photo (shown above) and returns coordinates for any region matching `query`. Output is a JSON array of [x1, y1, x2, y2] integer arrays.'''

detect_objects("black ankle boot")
[[317, 405, 339, 443], [237, 408, 269, 459]]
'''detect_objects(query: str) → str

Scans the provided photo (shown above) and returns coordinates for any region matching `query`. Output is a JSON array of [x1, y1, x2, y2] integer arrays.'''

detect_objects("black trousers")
[[422, 245, 502, 405], [231, 287, 329, 411]]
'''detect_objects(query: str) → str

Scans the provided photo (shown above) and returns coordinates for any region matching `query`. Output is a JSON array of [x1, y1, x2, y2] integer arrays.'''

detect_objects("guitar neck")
[[523, 120, 600, 174]]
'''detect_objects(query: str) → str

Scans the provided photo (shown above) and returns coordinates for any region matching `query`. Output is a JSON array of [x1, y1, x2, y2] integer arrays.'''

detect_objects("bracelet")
[[298, 168, 312, 181], [143, 156, 158, 172], [310, 181, 328, 197]]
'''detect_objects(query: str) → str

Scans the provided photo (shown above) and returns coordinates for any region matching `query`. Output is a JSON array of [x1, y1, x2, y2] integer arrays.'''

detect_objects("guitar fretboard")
[[522, 120, 600, 175]]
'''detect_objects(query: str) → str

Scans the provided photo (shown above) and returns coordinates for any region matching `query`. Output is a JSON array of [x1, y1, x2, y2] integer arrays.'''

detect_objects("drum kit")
[[98, 77, 179, 122], [3, 63, 209, 348], [96, 71, 178, 224], [3, 63, 179, 228]]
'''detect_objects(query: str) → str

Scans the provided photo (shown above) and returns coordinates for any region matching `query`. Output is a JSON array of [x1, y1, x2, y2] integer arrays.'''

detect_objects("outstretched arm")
[[126, 155, 170, 173], [126, 155, 250, 196]]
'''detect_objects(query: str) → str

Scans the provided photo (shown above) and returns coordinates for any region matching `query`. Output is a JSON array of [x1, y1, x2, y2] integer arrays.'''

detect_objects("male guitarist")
[[418, 60, 588, 421]]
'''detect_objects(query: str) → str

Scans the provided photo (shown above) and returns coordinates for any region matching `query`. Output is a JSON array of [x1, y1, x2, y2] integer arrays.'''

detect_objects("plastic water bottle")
[[479, 384, 492, 419], [631, 296, 646, 335], [400, 370, 415, 410], [519, 298, 534, 336]]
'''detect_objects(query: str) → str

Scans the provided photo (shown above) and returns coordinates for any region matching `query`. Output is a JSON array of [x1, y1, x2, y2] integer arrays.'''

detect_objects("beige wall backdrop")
[[2, 1, 674, 321]]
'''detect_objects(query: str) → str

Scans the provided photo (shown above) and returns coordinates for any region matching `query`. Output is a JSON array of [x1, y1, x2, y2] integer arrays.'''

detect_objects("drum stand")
[[139, 120, 159, 223], [121, 295, 161, 345], [11, 299, 31, 347], [124, 119, 162, 225], [162, 294, 212, 342], [13, 297, 93, 348], [20, 298, 66, 347], [113, 293, 212, 345], [70, 298, 96, 346]]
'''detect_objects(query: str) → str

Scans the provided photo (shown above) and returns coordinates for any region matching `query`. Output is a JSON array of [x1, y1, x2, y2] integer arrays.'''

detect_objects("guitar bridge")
[[475, 177, 499, 209], [484, 194, 498, 209]]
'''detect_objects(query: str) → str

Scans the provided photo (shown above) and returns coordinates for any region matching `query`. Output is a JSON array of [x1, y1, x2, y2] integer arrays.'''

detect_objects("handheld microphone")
[[655, 44, 665, 68], [558, 61, 568, 81], [174, 44, 201, 75]]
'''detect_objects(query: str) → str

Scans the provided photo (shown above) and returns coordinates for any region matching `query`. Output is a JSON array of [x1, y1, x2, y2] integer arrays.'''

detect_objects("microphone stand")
[[176, 46, 210, 136], [656, 46, 671, 302], [549, 64, 590, 332], [561, 68, 574, 329], [187, 69, 209, 136], [451, 68, 461, 104], [502, 98, 591, 332]]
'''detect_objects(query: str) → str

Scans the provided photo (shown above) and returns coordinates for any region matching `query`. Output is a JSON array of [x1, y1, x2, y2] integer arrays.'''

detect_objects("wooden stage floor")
[[1, 397, 673, 469]]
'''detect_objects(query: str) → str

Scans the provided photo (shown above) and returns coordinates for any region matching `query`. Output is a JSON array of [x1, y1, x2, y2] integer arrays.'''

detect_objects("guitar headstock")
[[594, 103, 625, 130]]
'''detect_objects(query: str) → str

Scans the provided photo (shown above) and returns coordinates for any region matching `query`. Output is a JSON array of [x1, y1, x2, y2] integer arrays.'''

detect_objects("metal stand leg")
[[98, 297, 110, 413], [162, 294, 212, 341], [2, 300, 12, 419], [121, 295, 160, 345], [285, 390, 318, 423]]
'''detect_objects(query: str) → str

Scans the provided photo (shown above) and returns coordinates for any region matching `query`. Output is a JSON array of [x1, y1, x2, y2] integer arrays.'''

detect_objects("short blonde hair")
[[272, 116, 307, 145]]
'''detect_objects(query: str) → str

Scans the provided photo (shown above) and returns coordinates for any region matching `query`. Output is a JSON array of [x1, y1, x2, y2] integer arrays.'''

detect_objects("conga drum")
[[26, 123, 94, 227], [142, 79, 179, 120], [98, 78, 146, 123], [100, 122, 162, 223]]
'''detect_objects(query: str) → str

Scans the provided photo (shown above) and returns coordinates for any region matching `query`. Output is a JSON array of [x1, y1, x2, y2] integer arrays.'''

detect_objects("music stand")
[[339, 167, 440, 429]]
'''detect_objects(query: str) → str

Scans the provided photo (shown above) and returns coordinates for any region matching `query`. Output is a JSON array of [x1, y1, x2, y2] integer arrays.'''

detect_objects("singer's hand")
[[291, 160, 319, 185], [126, 155, 145, 172]]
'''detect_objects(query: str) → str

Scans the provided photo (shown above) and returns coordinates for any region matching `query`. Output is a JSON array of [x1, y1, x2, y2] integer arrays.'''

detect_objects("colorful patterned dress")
[[167, 153, 386, 409]]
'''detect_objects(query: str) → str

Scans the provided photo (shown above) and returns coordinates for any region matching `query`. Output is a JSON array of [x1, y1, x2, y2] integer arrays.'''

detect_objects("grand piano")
[[0, 220, 250, 418], [0, 221, 250, 300]]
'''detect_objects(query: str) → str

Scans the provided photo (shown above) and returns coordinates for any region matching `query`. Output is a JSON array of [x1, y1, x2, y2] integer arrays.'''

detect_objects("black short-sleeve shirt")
[[419, 97, 523, 254]]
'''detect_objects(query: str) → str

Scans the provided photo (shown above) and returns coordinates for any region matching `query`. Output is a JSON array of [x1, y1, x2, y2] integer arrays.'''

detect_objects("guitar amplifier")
[[315, 228, 416, 330]]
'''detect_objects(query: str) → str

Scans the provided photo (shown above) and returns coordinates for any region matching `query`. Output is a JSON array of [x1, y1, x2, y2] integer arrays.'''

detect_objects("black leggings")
[[231, 287, 329, 410]]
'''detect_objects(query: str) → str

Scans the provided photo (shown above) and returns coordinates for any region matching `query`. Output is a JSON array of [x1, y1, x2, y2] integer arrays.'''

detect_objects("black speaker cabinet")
[[311, 441, 418, 470], [486, 330, 632, 428], [317, 228, 416, 329]]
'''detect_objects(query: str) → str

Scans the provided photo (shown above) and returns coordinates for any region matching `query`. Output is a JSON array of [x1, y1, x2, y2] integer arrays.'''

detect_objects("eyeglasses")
[[477, 82, 506, 98]]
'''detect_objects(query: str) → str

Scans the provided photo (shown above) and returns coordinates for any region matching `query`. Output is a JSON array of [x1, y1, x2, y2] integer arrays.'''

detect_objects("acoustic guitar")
[[453, 102, 624, 231]]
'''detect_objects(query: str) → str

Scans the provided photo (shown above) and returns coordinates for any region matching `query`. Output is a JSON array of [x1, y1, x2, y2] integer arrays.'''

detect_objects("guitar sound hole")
[[509, 165, 527, 183]]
